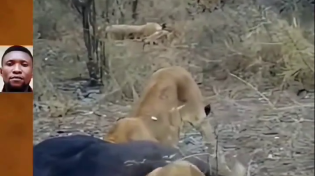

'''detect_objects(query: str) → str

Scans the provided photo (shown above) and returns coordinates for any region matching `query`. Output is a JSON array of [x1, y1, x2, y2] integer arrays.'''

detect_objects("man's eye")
[[6, 62, 13, 66], [22, 63, 28, 67]]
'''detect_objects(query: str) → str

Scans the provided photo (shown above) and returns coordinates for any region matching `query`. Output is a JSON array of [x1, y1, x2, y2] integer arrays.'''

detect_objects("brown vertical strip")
[[0, 93, 33, 176], [0, 0, 33, 45]]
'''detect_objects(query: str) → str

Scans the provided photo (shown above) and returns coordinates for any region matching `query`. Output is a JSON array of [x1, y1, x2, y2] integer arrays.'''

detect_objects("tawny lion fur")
[[106, 66, 217, 150], [147, 160, 247, 176], [130, 66, 215, 147], [106, 104, 184, 148], [142, 29, 181, 47], [141, 24, 182, 47], [146, 160, 205, 176], [142, 30, 170, 45], [99, 22, 164, 40]]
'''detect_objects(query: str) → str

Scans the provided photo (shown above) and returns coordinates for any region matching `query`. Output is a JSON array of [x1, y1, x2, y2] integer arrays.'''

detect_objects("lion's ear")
[[204, 104, 211, 116], [161, 23, 167, 29]]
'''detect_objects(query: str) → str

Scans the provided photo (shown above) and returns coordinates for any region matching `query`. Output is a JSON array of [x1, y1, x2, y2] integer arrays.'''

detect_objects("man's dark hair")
[[1, 45, 33, 66]]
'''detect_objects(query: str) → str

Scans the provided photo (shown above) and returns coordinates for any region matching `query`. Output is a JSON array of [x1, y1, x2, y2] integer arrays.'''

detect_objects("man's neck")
[[2, 84, 32, 92]]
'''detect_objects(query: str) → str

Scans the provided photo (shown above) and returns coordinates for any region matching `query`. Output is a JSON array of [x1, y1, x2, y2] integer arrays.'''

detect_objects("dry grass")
[[34, 0, 314, 101]]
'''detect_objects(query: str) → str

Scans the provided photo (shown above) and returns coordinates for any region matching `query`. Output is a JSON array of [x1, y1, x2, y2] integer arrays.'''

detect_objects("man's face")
[[0, 51, 33, 88]]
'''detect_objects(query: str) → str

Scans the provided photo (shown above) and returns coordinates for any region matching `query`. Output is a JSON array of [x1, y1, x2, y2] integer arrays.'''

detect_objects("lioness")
[[99, 22, 166, 41], [129, 66, 217, 152], [106, 66, 218, 152], [147, 158, 246, 176], [147, 159, 246, 176], [147, 160, 205, 176], [106, 104, 185, 148], [142, 29, 180, 48]]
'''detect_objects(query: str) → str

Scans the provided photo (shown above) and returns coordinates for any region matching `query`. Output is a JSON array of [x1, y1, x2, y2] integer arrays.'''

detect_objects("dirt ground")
[[33, 76, 314, 176]]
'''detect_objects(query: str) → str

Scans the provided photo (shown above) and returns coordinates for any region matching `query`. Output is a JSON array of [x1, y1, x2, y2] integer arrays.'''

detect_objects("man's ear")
[[204, 104, 211, 116], [0, 67, 2, 76]]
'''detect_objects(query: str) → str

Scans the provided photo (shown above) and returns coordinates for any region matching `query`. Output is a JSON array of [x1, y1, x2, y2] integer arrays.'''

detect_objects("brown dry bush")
[[34, 0, 314, 101]]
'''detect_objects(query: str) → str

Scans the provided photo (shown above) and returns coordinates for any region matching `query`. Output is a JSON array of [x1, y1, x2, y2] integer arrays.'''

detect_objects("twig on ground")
[[229, 73, 275, 109]]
